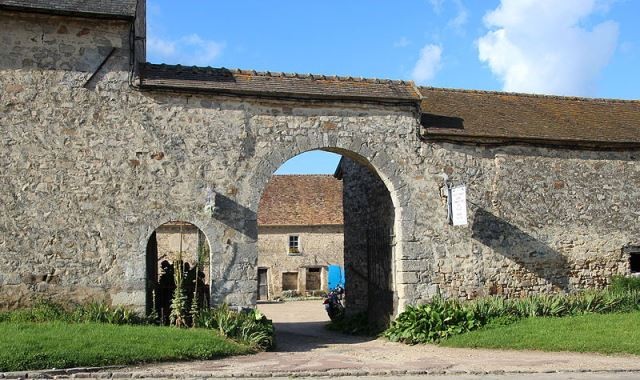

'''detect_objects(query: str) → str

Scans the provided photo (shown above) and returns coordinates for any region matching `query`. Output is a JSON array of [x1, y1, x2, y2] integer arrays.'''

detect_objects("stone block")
[[397, 271, 419, 284]]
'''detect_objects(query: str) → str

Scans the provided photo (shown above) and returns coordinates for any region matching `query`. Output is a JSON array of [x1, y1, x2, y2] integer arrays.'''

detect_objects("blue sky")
[[147, 0, 640, 174]]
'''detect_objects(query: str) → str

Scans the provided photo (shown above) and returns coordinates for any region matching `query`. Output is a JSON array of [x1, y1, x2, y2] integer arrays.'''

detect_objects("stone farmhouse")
[[1, 0, 639, 326], [257, 175, 344, 300]]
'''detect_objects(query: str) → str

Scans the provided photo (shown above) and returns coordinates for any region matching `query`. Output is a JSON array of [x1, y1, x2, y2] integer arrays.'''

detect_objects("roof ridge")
[[144, 63, 412, 85], [419, 86, 640, 104]]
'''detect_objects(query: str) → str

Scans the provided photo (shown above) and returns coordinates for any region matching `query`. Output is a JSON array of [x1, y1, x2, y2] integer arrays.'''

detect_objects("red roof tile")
[[258, 175, 343, 226], [420, 87, 640, 148], [0, 0, 137, 19], [140, 63, 421, 104]]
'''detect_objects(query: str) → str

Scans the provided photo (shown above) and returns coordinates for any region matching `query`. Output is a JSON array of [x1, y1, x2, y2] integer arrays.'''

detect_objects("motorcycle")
[[323, 285, 345, 321]]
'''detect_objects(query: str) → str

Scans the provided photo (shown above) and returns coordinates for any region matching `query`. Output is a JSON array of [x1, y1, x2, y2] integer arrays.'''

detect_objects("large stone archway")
[[246, 145, 410, 322], [207, 107, 420, 313]]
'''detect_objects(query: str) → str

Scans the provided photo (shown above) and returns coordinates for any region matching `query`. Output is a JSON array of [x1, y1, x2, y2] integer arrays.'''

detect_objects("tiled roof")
[[0, 0, 137, 19], [139, 63, 421, 103], [420, 87, 640, 148], [258, 175, 343, 227]]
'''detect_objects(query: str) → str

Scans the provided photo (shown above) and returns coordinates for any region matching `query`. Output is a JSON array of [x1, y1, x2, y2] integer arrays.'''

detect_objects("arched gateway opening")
[[256, 149, 397, 331], [145, 221, 211, 325]]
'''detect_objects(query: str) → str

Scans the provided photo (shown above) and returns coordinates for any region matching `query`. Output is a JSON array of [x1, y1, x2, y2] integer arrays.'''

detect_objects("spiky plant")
[[170, 259, 186, 327], [189, 261, 200, 327], [170, 223, 187, 327]]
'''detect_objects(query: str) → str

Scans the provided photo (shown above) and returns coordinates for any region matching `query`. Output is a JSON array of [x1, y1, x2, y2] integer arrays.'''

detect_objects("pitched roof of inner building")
[[258, 175, 343, 227], [0, 0, 137, 19], [139, 63, 421, 104], [419, 87, 640, 148]]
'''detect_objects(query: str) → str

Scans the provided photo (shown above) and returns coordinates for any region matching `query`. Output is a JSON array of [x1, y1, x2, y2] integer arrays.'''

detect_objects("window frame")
[[623, 245, 640, 274], [288, 235, 301, 254]]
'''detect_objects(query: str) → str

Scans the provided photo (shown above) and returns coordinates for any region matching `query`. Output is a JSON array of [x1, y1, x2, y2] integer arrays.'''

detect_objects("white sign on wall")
[[449, 184, 468, 226]]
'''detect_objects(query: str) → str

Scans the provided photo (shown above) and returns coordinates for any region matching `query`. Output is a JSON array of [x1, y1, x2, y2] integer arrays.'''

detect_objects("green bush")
[[0, 300, 67, 323], [385, 286, 640, 345], [384, 298, 480, 344], [609, 275, 640, 292], [193, 304, 274, 350], [281, 290, 299, 298], [72, 302, 147, 325], [0, 300, 150, 325]]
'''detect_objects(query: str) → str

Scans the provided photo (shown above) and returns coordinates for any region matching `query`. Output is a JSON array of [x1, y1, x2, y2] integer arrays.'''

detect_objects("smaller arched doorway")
[[145, 221, 211, 325]]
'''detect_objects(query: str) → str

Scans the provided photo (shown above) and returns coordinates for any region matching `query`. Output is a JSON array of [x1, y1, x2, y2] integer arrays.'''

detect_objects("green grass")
[[0, 321, 252, 372], [442, 311, 640, 355]]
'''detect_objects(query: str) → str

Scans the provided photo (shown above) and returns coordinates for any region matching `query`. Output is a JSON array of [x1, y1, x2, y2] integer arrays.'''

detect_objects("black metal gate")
[[367, 225, 394, 330]]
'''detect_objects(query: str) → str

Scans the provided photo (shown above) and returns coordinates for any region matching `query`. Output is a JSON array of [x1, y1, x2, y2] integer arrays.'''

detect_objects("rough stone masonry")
[[0, 1, 639, 317]]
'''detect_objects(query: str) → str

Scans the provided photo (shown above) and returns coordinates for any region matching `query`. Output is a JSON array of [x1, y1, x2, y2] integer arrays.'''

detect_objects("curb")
[[1, 366, 124, 379], [4, 367, 640, 379]]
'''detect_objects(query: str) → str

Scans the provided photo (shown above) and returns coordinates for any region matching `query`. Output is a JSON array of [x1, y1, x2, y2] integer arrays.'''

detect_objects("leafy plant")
[[384, 298, 480, 344], [170, 259, 187, 327], [609, 275, 640, 292], [192, 304, 274, 350], [385, 282, 640, 345], [281, 290, 299, 299]]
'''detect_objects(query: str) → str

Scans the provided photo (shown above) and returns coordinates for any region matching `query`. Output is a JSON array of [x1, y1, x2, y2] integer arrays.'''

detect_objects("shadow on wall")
[[471, 208, 570, 292], [214, 192, 257, 241]]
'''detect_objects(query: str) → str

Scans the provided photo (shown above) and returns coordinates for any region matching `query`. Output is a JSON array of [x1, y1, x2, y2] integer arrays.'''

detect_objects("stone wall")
[[1, 8, 638, 314], [155, 223, 203, 265], [257, 225, 343, 298], [341, 157, 396, 325], [0, 10, 135, 308], [409, 144, 640, 302]]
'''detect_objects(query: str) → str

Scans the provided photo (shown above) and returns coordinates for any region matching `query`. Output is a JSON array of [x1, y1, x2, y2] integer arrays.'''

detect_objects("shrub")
[[385, 286, 640, 345], [0, 300, 67, 323], [0, 300, 147, 325], [72, 302, 146, 325], [384, 298, 480, 344], [609, 275, 640, 292], [193, 304, 274, 350], [281, 290, 299, 299]]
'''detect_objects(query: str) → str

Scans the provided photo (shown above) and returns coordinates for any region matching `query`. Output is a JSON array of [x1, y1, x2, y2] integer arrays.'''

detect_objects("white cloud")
[[477, 0, 619, 96], [147, 34, 225, 66], [448, 0, 469, 32], [394, 37, 411, 48], [412, 44, 443, 84], [429, 0, 445, 14]]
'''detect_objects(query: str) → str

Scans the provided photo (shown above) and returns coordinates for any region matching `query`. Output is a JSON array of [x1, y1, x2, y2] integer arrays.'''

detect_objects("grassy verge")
[[0, 321, 251, 372], [441, 311, 640, 355]]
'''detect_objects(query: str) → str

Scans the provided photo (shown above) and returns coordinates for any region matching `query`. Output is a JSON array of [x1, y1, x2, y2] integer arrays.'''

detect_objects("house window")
[[624, 246, 640, 273], [306, 267, 321, 291], [631, 253, 640, 273], [282, 272, 298, 291], [288, 235, 300, 254]]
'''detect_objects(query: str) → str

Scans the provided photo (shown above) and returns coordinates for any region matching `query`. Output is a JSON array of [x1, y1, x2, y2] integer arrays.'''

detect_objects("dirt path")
[[95, 300, 640, 378]]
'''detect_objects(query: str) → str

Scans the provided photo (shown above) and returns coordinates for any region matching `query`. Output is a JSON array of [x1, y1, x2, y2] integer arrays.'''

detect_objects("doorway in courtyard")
[[256, 149, 396, 331], [145, 221, 211, 325]]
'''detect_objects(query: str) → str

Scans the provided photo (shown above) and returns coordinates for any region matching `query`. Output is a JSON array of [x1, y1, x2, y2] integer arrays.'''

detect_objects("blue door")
[[328, 265, 345, 290]]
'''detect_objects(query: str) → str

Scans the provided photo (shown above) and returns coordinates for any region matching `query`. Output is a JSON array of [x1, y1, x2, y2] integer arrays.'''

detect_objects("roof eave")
[[0, 4, 135, 20], [137, 82, 421, 106], [422, 129, 640, 150]]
